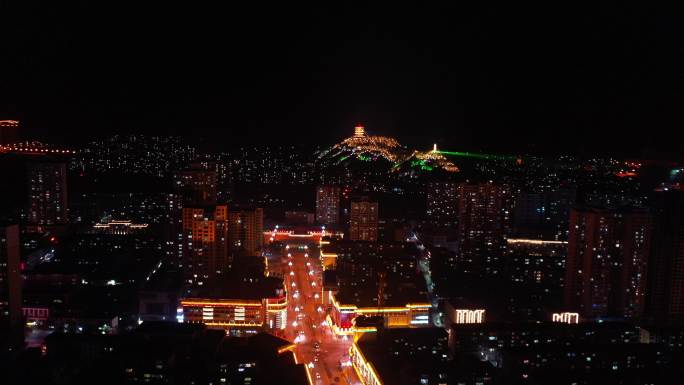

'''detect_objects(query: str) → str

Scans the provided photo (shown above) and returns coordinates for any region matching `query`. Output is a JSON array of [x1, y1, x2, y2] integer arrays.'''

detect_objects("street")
[[274, 246, 361, 385]]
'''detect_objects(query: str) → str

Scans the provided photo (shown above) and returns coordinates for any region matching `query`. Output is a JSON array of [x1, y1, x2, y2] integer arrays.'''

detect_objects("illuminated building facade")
[[426, 181, 458, 223], [315, 185, 341, 225], [0, 120, 19, 145], [454, 309, 485, 324], [565, 207, 653, 319], [91, 219, 149, 234], [445, 300, 486, 325], [182, 205, 229, 286], [552, 312, 580, 324], [27, 160, 68, 231], [330, 300, 431, 335], [228, 207, 264, 257], [264, 228, 342, 248], [181, 276, 286, 334], [456, 182, 512, 276], [0, 224, 22, 330], [182, 299, 264, 328], [349, 197, 378, 241]]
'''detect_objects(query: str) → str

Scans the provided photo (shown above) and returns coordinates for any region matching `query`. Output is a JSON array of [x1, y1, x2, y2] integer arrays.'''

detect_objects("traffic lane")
[[291, 253, 331, 384], [284, 251, 345, 385]]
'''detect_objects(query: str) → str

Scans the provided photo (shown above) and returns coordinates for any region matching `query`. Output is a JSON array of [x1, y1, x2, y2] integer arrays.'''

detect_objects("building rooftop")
[[188, 275, 284, 301], [326, 240, 427, 307], [355, 328, 448, 385]]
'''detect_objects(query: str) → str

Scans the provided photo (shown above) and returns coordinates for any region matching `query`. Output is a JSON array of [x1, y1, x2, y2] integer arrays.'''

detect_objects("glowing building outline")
[[552, 312, 580, 324], [453, 309, 485, 324]]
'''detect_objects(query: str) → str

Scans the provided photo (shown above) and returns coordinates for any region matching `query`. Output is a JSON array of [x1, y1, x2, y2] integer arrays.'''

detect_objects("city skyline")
[[3, 4, 684, 157], [3, 3, 684, 385]]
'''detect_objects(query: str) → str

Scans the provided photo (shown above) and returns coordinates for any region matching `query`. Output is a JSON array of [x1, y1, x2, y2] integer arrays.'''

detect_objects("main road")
[[276, 246, 361, 385]]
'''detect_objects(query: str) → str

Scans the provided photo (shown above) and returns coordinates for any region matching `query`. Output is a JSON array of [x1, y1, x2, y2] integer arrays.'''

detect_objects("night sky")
[[3, 3, 683, 157]]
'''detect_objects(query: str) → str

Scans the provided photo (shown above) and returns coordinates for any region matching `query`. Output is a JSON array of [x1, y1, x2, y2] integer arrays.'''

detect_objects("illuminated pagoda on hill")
[[317, 125, 459, 174], [321, 125, 406, 163]]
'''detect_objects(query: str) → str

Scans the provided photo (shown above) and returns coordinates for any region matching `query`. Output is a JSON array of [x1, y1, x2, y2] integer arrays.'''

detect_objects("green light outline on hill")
[[433, 150, 516, 161]]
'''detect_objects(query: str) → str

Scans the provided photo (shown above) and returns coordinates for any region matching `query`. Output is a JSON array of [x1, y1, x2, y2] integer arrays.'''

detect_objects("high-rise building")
[[173, 164, 217, 206], [513, 187, 576, 240], [169, 164, 218, 269], [0, 224, 22, 330], [426, 181, 458, 223], [456, 182, 511, 275], [228, 207, 264, 257], [647, 191, 684, 323], [349, 197, 378, 241], [315, 185, 340, 225], [505, 238, 567, 289], [27, 160, 68, 231], [166, 193, 184, 268], [181, 205, 229, 287], [0, 120, 19, 145], [564, 207, 653, 320]]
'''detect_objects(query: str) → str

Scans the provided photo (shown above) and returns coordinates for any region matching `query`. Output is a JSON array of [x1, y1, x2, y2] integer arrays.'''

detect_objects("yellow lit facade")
[[350, 342, 383, 385], [328, 292, 431, 335], [181, 295, 287, 332]]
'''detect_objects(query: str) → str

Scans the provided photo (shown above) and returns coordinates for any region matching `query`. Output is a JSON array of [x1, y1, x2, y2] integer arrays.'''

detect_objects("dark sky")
[[2, 3, 683, 156]]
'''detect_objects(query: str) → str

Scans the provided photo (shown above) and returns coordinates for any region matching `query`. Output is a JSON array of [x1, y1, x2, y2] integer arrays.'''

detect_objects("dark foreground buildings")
[[0, 224, 22, 338], [34, 322, 309, 385], [647, 190, 684, 324]]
